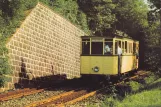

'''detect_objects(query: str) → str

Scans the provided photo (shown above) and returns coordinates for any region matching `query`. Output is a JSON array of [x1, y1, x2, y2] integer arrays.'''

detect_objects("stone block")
[[4, 2, 85, 91]]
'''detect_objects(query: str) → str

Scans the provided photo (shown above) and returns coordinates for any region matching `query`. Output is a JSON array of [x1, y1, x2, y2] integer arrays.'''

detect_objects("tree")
[[147, 0, 161, 72], [112, 0, 149, 39], [78, 0, 116, 36], [148, 0, 160, 10], [40, 0, 90, 33], [148, 0, 161, 43]]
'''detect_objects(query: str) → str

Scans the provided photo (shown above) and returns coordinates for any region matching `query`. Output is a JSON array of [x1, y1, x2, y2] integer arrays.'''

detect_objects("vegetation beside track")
[[0, 0, 160, 89], [71, 72, 161, 107]]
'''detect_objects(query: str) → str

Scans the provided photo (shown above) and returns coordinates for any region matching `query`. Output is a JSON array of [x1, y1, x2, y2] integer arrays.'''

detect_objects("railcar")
[[80, 36, 139, 77]]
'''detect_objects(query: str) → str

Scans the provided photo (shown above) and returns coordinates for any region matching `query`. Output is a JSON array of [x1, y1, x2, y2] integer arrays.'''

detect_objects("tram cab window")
[[91, 42, 103, 54], [82, 39, 90, 55]]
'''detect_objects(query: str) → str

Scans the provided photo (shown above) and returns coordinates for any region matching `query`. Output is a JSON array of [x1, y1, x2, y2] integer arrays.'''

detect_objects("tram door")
[[115, 40, 122, 75]]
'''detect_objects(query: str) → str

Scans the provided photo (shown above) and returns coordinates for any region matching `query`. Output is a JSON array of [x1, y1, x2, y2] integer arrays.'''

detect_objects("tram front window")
[[91, 42, 103, 55], [82, 42, 90, 55]]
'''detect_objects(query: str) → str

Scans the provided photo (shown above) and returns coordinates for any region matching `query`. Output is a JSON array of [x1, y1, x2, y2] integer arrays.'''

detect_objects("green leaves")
[[40, 0, 90, 34], [0, 0, 160, 87], [78, 0, 116, 36], [148, 0, 160, 10], [0, 57, 10, 75], [0, 34, 10, 87], [113, 0, 149, 38]]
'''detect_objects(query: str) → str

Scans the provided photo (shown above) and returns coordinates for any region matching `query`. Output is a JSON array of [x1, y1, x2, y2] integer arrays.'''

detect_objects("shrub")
[[144, 46, 161, 72], [128, 81, 141, 92], [144, 73, 159, 84], [102, 97, 118, 107], [0, 34, 11, 87]]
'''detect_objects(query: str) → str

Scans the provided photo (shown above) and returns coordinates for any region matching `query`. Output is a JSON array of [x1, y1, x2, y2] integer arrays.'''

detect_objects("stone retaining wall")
[[1, 2, 85, 91]]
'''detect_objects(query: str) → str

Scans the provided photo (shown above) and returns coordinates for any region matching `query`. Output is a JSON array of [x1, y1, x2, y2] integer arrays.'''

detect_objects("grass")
[[70, 72, 161, 107], [115, 88, 161, 107], [100, 73, 161, 107]]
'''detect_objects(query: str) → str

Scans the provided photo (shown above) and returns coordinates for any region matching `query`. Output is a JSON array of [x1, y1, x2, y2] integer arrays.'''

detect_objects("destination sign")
[[91, 38, 103, 42]]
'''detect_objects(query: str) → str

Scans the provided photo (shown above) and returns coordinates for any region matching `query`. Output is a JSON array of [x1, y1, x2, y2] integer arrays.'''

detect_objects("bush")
[[0, 34, 11, 87], [144, 46, 161, 72], [129, 81, 141, 92], [101, 97, 118, 107], [144, 73, 159, 84]]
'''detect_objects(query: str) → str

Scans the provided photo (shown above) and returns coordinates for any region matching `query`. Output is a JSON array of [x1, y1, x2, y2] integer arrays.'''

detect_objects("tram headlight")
[[93, 66, 99, 72]]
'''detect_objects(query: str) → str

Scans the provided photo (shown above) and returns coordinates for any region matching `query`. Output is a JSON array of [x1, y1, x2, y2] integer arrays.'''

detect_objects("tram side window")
[[131, 43, 133, 53], [122, 42, 124, 53], [125, 41, 127, 53], [115, 41, 122, 55], [91, 42, 103, 54], [104, 42, 113, 55], [129, 43, 133, 53], [82, 42, 90, 55], [129, 43, 131, 53], [133, 42, 139, 55], [133, 43, 136, 54]]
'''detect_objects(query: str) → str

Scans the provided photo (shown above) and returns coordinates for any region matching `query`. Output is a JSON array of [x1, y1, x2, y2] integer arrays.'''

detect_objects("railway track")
[[0, 71, 149, 106], [25, 71, 149, 107], [26, 88, 98, 107], [0, 88, 45, 102]]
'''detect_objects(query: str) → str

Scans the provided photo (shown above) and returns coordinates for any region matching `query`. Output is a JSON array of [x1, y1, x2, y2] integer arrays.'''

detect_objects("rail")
[[26, 71, 149, 107]]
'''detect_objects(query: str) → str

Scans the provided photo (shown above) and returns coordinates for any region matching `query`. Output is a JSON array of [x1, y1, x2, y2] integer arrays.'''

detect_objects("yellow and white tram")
[[80, 36, 139, 76]]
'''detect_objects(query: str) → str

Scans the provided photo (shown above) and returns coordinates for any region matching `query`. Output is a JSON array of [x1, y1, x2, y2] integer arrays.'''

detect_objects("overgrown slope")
[[112, 77, 161, 107], [0, 0, 160, 87], [0, 0, 90, 87]]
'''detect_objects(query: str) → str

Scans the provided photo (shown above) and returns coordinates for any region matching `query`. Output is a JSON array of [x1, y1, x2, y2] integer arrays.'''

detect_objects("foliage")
[[97, 75, 161, 107], [116, 78, 161, 107], [0, 0, 90, 87], [145, 22, 160, 46], [0, 33, 11, 87], [40, 0, 90, 34], [145, 10, 161, 71], [145, 5, 161, 73], [0, 0, 160, 87], [144, 73, 158, 84], [128, 81, 141, 92], [78, 0, 116, 36], [0, 0, 38, 87], [144, 46, 161, 71], [148, 0, 160, 10], [102, 97, 118, 107], [113, 0, 149, 39]]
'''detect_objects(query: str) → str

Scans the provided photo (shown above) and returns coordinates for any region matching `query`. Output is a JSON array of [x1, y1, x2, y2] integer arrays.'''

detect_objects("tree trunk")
[[160, 0, 161, 42], [160, 0, 161, 66], [160, 0, 161, 44]]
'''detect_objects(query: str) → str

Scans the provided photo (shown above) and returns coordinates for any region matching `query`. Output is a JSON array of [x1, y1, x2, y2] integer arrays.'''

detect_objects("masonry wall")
[[1, 3, 85, 91]]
